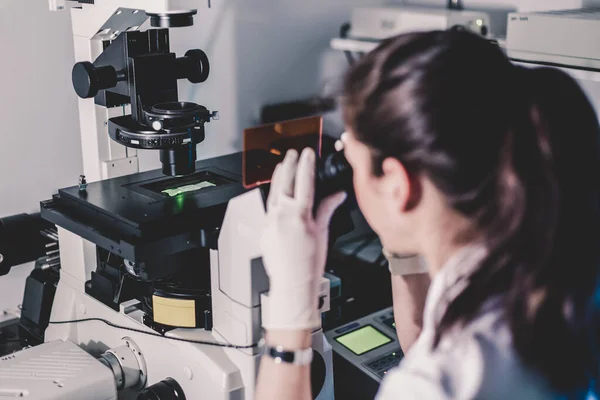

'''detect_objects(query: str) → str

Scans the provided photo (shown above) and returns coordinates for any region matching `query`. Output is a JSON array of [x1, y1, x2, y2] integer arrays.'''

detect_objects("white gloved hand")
[[261, 148, 347, 331]]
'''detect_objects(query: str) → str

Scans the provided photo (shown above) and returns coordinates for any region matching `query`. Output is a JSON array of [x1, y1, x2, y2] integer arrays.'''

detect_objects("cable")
[[48, 318, 258, 350]]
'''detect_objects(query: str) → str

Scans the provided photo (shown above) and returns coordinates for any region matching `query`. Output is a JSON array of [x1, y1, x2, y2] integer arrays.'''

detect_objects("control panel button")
[[363, 348, 404, 376], [382, 317, 395, 331]]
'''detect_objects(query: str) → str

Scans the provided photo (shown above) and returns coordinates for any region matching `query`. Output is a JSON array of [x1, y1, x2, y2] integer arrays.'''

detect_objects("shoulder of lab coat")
[[376, 311, 553, 400], [376, 246, 555, 400]]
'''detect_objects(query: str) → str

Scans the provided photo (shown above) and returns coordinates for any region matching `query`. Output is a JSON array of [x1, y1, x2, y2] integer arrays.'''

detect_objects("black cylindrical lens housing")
[[316, 150, 353, 199], [147, 11, 197, 28], [160, 146, 197, 176], [72, 62, 119, 99], [175, 50, 210, 84], [137, 377, 186, 400]]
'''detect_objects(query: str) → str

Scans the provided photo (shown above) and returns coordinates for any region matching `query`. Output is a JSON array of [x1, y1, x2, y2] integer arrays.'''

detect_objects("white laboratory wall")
[[0, 1, 83, 306], [0, 1, 82, 216]]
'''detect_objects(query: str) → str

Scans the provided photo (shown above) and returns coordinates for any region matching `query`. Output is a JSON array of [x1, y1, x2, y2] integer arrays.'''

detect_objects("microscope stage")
[[40, 153, 250, 261]]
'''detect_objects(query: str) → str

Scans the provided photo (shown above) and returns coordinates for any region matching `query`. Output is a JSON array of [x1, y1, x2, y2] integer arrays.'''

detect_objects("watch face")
[[267, 346, 313, 365]]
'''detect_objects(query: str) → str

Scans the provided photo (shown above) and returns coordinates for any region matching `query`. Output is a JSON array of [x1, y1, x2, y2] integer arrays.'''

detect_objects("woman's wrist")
[[265, 329, 312, 350]]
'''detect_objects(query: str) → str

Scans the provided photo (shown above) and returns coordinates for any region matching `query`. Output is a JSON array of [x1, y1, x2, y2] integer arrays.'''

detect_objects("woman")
[[256, 30, 600, 399]]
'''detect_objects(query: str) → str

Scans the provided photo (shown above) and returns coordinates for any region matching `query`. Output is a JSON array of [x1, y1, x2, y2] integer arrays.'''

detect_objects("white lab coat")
[[376, 247, 555, 400]]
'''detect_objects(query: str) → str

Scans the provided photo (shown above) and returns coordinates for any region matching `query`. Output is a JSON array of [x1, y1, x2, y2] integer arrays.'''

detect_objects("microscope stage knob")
[[72, 62, 118, 99]]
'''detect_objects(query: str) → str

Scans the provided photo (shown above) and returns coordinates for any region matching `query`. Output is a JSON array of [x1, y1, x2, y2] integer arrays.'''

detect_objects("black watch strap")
[[263, 343, 313, 366]]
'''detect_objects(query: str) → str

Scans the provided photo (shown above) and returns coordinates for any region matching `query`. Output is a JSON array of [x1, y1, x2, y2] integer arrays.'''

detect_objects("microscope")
[[0, 1, 353, 399]]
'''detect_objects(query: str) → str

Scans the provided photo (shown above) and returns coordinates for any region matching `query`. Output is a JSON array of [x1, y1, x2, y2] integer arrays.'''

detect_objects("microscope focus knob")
[[72, 61, 118, 99], [176, 49, 210, 84]]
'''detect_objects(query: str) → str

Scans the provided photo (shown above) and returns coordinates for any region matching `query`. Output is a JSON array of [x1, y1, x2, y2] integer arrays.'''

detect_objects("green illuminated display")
[[161, 181, 216, 197], [335, 325, 392, 355]]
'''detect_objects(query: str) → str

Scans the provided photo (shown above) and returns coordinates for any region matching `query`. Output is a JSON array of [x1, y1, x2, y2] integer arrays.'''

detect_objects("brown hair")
[[343, 30, 600, 395]]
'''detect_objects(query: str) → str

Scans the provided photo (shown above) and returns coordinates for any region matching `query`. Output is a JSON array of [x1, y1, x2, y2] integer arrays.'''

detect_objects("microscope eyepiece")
[[242, 116, 354, 199], [317, 149, 353, 198], [313, 149, 354, 207]]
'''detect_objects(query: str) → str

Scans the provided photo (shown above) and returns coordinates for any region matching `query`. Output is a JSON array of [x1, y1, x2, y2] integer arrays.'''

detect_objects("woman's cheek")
[[353, 173, 378, 229]]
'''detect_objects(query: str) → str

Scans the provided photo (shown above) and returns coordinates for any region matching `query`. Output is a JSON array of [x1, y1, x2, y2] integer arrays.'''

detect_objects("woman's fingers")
[[316, 191, 347, 228], [267, 163, 282, 212], [279, 149, 299, 199], [294, 148, 316, 211]]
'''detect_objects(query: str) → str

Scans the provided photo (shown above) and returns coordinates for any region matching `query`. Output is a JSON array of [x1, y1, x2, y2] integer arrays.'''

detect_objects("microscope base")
[[45, 273, 334, 399], [46, 276, 245, 400]]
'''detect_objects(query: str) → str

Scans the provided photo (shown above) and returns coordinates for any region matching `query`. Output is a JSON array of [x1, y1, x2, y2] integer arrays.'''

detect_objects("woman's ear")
[[381, 157, 422, 212]]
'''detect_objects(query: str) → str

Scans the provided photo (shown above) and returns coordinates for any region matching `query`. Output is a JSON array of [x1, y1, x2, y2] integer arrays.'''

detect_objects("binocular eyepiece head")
[[242, 116, 354, 201], [316, 149, 353, 200]]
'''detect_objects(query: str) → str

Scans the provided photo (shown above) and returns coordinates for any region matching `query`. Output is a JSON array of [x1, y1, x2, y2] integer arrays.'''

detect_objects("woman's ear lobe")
[[405, 175, 422, 211], [382, 157, 409, 210], [381, 157, 422, 212]]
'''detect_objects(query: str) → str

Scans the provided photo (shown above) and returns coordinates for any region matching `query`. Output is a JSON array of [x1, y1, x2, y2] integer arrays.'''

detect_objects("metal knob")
[[78, 175, 87, 192], [72, 62, 119, 99], [176, 49, 210, 84]]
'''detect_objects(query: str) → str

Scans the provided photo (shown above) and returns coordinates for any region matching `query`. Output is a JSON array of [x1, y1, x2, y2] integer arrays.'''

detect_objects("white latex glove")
[[261, 148, 347, 331]]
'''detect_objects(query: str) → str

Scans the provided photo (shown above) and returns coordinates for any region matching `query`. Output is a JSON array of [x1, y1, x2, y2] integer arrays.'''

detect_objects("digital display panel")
[[335, 325, 392, 356]]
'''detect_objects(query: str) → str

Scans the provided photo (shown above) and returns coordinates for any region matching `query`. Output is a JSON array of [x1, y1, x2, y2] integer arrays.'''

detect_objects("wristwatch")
[[382, 249, 428, 276], [261, 340, 313, 366]]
